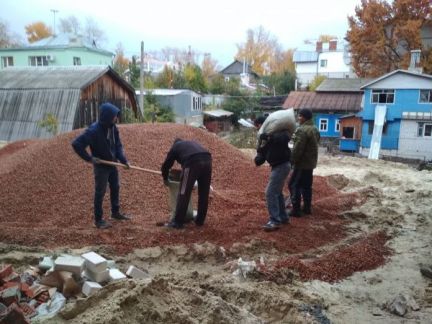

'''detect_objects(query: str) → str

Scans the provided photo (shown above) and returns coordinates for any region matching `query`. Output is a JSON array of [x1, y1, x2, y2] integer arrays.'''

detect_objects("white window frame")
[[371, 89, 394, 104], [192, 96, 202, 111], [320, 59, 327, 67], [29, 56, 48, 66], [419, 90, 432, 103], [319, 118, 328, 132], [335, 119, 340, 132], [1, 56, 14, 68], [73, 57, 81, 66]]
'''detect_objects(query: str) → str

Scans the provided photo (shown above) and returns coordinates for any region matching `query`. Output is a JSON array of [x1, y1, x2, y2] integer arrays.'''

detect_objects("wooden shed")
[[203, 109, 233, 134], [0, 66, 138, 142]]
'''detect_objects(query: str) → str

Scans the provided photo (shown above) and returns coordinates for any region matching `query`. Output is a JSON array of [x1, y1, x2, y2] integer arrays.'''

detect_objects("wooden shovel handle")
[[97, 159, 162, 175]]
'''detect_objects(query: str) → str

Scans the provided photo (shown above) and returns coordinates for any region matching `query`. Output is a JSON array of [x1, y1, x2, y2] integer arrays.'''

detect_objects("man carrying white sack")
[[254, 115, 292, 232]]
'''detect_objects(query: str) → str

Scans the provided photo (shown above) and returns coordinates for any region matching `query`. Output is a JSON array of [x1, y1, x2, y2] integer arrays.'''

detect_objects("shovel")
[[97, 159, 161, 175]]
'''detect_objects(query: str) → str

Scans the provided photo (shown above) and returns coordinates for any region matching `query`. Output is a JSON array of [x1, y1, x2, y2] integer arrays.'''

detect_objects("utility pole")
[[50, 9, 58, 35], [140, 41, 144, 117]]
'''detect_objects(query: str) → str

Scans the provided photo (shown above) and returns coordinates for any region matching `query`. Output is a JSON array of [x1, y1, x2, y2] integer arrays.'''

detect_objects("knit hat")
[[298, 108, 313, 120]]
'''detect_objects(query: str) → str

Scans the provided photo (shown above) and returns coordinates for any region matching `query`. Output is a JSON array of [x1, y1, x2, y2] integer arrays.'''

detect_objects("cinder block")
[[106, 260, 116, 269], [126, 265, 149, 279], [38, 257, 54, 271], [81, 252, 107, 273], [82, 281, 102, 297], [83, 268, 109, 283], [109, 269, 126, 281], [54, 256, 84, 277]]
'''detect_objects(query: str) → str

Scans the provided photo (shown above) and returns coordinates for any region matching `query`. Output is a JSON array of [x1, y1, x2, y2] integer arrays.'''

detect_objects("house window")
[[73, 57, 81, 66], [1, 56, 14, 68], [371, 90, 394, 104], [419, 90, 432, 103], [342, 127, 354, 139], [335, 119, 340, 132], [29, 56, 48, 66], [368, 121, 388, 135], [320, 59, 327, 67], [319, 119, 328, 132], [418, 122, 432, 137], [192, 97, 201, 111]]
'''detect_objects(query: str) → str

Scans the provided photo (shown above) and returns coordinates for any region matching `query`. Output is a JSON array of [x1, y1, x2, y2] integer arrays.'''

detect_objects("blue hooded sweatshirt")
[[72, 103, 128, 164]]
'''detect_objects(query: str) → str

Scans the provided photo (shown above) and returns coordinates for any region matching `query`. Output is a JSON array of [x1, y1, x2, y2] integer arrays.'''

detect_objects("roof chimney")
[[329, 40, 337, 51], [316, 41, 322, 52], [409, 49, 423, 73]]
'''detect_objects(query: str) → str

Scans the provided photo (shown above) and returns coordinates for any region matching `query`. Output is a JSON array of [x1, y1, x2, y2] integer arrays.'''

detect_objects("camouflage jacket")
[[291, 119, 320, 169]]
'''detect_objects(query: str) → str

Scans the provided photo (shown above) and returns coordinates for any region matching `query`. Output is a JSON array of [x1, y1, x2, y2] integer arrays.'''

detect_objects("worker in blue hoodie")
[[72, 103, 131, 229]]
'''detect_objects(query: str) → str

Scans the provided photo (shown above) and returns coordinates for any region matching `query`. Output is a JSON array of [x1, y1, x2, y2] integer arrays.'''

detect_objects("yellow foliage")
[[25, 21, 52, 43]]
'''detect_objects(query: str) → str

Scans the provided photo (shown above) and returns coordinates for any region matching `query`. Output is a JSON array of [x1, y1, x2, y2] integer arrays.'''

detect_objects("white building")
[[293, 40, 356, 90]]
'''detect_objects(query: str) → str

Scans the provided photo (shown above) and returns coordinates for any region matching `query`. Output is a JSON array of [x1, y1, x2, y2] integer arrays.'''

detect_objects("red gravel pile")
[[0, 124, 362, 259], [272, 231, 391, 283]]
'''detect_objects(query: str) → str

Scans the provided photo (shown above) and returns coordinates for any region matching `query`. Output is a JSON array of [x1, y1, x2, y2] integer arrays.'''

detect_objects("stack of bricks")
[[0, 264, 36, 324]]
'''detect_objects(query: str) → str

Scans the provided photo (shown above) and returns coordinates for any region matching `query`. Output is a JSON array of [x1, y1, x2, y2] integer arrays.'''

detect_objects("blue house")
[[283, 78, 366, 146], [359, 70, 432, 160]]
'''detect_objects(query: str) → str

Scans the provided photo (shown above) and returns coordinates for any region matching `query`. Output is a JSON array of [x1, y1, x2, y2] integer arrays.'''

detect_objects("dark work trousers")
[[288, 168, 314, 211], [174, 157, 212, 225], [93, 165, 120, 223]]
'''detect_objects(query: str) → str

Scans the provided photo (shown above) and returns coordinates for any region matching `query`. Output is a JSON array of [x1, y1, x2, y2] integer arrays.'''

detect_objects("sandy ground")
[[1, 150, 432, 323]]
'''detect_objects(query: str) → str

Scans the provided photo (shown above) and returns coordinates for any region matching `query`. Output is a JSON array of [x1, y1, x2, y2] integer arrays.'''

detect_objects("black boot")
[[287, 208, 302, 218], [303, 205, 312, 215]]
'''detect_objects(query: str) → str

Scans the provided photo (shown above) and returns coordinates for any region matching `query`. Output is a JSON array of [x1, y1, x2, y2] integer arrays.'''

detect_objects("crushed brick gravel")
[[0, 123, 388, 281]]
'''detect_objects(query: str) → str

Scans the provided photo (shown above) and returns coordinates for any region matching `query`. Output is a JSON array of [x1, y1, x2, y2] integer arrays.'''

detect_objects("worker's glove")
[[124, 162, 130, 169], [91, 157, 101, 165]]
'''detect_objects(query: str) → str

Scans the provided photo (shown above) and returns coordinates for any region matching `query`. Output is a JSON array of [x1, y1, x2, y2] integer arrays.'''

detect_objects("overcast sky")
[[2, 0, 364, 67]]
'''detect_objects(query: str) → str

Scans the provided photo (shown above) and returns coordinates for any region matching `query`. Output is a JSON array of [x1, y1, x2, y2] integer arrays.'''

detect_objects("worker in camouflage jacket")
[[288, 108, 320, 217]]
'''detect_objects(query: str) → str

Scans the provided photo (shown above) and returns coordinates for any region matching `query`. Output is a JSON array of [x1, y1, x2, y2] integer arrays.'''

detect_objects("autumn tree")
[[346, 0, 432, 77], [184, 64, 207, 93], [113, 43, 130, 76], [236, 26, 281, 75], [155, 66, 176, 88], [201, 53, 218, 81], [0, 19, 21, 47], [25, 21, 52, 43], [128, 56, 140, 88]]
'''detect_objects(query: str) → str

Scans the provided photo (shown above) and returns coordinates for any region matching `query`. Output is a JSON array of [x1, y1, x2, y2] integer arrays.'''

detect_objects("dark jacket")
[[161, 140, 211, 181], [291, 119, 320, 169], [254, 130, 291, 168], [71, 103, 128, 164]]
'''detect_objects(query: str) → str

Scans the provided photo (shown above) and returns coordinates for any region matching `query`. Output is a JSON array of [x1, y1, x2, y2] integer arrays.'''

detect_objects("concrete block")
[[54, 256, 84, 277], [109, 269, 126, 281], [126, 265, 149, 279], [38, 257, 54, 271], [81, 252, 107, 273], [106, 260, 116, 269], [83, 268, 109, 283], [82, 281, 102, 297]]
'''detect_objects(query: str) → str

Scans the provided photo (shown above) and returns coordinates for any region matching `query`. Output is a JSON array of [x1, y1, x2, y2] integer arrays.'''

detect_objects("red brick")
[[0, 265, 13, 283], [18, 302, 37, 318], [1, 303, 30, 324]]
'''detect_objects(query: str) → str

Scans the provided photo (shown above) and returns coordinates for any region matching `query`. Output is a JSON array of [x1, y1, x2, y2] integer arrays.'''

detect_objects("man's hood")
[[99, 103, 120, 126]]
